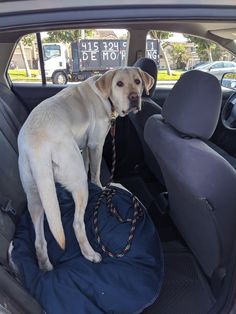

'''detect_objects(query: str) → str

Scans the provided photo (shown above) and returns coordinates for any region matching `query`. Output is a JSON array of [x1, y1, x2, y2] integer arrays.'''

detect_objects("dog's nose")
[[128, 92, 139, 107]]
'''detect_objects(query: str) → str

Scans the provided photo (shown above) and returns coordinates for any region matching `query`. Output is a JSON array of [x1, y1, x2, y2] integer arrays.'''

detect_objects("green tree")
[[184, 35, 216, 62], [212, 46, 224, 61], [43, 29, 94, 43], [149, 30, 173, 75], [169, 43, 190, 69], [21, 33, 35, 46]]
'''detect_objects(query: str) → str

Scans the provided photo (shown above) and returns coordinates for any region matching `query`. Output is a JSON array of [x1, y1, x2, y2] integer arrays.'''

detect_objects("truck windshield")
[[43, 44, 61, 61]]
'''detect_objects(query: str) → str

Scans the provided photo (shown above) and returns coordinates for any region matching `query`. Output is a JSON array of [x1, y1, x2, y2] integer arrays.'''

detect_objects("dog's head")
[[95, 67, 155, 117]]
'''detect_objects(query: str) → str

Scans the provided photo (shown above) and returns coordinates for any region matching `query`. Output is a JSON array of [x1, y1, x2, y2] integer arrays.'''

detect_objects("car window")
[[8, 30, 236, 85], [145, 31, 235, 83], [8, 33, 42, 83], [210, 62, 224, 69], [43, 44, 61, 60], [7, 29, 129, 85], [223, 62, 236, 68]]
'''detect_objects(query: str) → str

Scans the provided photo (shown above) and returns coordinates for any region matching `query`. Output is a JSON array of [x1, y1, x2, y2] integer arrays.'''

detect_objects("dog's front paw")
[[83, 249, 102, 263], [91, 252, 102, 263]]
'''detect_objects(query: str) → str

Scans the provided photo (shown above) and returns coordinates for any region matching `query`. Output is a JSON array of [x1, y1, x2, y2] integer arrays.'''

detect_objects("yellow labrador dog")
[[18, 67, 154, 271]]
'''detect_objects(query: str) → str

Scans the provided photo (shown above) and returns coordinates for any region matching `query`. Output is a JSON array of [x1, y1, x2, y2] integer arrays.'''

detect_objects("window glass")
[[41, 29, 128, 84], [211, 62, 224, 69], [223, 61, 236, 68], [8, 33, 42, 83], [43, 44, 61, 60], [146, 31, 235, 82]]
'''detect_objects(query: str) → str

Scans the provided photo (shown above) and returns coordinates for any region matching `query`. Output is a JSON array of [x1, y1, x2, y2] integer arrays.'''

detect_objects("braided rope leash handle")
[[93, 188, 144, 258]]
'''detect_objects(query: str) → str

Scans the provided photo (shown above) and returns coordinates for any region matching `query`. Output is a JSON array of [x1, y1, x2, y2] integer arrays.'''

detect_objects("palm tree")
[[19, 34, 36, 77], [149, 30, 173, 75]]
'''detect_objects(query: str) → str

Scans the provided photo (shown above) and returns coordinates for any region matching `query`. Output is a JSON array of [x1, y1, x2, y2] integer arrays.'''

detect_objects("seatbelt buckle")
[[1, 200, 16, 216]]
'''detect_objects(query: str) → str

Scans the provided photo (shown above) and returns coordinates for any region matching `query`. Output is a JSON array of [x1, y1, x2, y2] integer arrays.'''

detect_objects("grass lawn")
[[8, 69, 184, 82], [8, 69, 41, 82], [158, 70, 183, 81]]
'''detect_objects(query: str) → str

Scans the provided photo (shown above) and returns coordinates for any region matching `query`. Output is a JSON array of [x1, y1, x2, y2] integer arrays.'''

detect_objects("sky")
[[42, 29, 187, 42], [114, 29, 187, 42], [168, 32, 187, 42]]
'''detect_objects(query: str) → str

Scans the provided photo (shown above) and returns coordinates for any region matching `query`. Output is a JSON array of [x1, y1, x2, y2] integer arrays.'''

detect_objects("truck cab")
[[43, 43, 69, 84]]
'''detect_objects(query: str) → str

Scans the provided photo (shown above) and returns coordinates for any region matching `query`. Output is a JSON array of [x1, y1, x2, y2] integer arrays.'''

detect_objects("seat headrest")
[[162, 70, 222, 140], [134, 58, 157, 98]]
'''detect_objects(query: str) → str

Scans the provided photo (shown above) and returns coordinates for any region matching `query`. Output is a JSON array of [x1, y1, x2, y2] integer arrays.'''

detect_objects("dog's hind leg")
[[53, 141, 102, 263], [19, 154, 53, 271], [72, 186, 101, 263], [27, 189, 54, 271]]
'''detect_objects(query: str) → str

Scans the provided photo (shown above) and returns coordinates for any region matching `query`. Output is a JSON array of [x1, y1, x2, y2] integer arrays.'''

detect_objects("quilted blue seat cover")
[[12, 183, 164, 314]]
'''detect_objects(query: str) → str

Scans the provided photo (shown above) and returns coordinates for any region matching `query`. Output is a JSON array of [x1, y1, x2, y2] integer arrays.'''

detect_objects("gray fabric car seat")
[[0, 86, 27, 264], [129, 57, 164, 184], [0, 84, 43, 313], [144, 70, 236, 280]]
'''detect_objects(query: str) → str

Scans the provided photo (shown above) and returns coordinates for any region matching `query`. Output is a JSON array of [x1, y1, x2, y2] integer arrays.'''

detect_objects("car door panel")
[[152, 85, 172, 107], [12, 82, 234, 113], [12, 83, 66, 112]]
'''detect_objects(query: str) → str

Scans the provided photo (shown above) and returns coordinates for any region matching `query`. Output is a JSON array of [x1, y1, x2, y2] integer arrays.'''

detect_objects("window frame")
[[7, 29, 131, 86]]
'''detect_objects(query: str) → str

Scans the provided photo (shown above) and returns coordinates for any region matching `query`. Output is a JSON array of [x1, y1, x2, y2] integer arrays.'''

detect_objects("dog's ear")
[[95, 69, 117, 98], [137, 68, 155, 96]]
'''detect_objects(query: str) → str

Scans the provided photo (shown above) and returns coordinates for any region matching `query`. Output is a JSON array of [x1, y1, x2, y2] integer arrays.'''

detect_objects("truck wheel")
[[52, 72, 68, 85]]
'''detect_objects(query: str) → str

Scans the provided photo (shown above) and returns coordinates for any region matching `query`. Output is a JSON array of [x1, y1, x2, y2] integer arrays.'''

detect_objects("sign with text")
[[72, 39, 158, 71], [78, 39, 127, 70], [145, 40, 159, 61]]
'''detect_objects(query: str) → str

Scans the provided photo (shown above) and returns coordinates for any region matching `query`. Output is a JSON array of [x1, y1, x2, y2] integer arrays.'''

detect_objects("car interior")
[[1, 1, 236, 314]]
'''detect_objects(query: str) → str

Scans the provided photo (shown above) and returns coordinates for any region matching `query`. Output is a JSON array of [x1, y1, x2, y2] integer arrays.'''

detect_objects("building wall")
[[11, 45, 38, 69]]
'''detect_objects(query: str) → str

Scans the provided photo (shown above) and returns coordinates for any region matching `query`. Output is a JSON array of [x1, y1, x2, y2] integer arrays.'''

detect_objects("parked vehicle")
[[194, 60, 236, 80], [192, 61, 210, 69]]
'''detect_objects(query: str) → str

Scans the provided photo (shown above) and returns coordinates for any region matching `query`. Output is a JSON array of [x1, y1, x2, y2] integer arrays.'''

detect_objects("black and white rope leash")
[[93, 99, 144, 258]]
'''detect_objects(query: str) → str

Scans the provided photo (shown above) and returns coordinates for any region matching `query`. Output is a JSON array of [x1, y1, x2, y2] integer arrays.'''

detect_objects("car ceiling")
[[0, 0, 236, 15], [1, 20, 236, 53], [0, 1, 236, 77]]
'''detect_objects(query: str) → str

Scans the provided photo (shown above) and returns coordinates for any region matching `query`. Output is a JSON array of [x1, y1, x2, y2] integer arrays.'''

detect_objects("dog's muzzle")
[[128, 92, 140, 109], [121, 93, 141, 115]]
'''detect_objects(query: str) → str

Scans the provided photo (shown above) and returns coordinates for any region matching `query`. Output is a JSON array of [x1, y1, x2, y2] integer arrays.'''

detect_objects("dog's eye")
[[117, 81, 124, 87], [135, 79, 141, 85]]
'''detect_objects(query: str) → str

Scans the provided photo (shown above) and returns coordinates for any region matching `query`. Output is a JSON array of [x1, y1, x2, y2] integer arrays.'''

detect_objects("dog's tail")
[[29, 150, 65, 250]]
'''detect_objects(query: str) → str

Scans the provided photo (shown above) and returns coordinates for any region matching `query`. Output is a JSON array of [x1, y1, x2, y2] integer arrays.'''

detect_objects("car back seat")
[[0, 83, 111, 313], [0, 84, 28, 127], [0, 86, 27, 260], [0, 83, 43, 313]]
